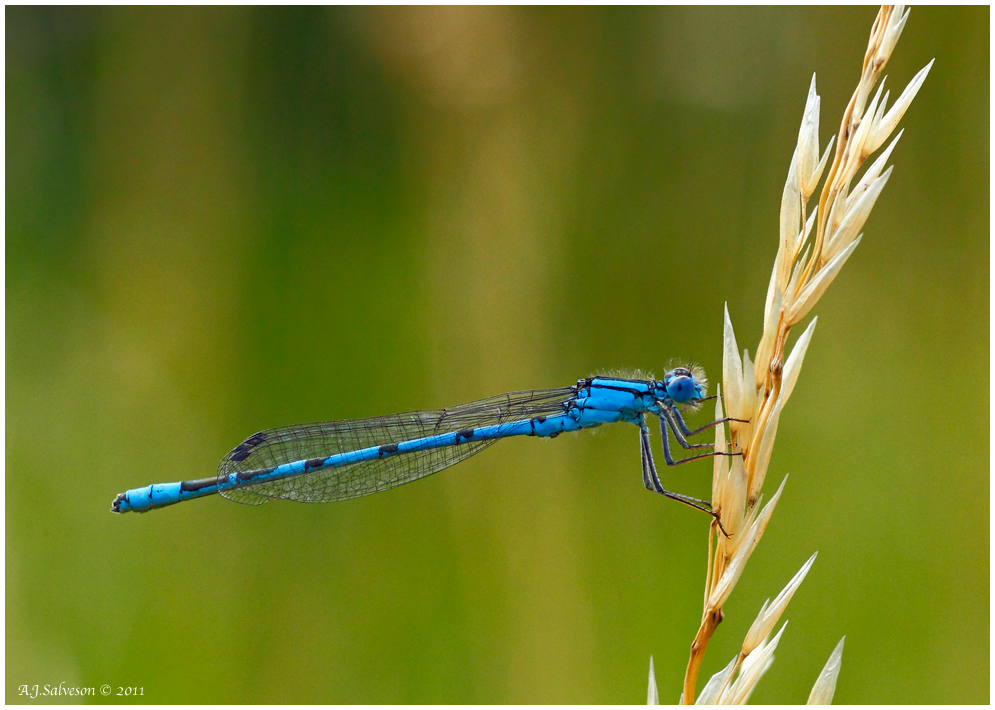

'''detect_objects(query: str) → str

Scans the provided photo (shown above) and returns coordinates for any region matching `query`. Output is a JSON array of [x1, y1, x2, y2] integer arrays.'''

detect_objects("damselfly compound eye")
[[667, 375, 696, 403]]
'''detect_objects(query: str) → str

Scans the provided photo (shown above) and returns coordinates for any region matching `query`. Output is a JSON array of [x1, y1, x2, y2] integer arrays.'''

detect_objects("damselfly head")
[[663, 363, 708, 405]]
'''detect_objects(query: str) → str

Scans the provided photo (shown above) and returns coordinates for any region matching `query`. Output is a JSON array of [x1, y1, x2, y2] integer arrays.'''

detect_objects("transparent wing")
[[217, 386, 575, 505]]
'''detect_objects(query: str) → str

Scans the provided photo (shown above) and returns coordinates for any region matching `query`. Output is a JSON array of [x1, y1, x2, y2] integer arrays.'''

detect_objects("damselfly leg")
[[658, 407, 745, 467], [670, 398, 749, 440], [638, 415, 730, 537]]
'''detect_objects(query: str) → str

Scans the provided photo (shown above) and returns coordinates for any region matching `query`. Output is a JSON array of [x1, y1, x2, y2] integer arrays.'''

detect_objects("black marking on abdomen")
[[455, 429, 475, 442], [230, 432, 267, 462], [378, 443, 399, 457], [305, 457, 325, 471], [180, 478, 217, 492], [237, 466, 276, 483]]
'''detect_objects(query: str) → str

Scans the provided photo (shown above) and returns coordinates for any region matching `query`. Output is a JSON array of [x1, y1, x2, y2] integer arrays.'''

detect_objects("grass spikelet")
[[648, 656, 660, 705], [807, 637, 846, 704], [671, 6, 931, 703]]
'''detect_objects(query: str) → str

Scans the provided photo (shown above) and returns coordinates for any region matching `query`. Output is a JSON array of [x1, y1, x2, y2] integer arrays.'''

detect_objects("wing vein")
[[217, 386, 575, 504]]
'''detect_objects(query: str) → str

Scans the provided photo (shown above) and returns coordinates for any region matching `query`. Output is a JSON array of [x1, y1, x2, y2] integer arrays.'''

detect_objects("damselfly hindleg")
[[638, 415, 729, 537]]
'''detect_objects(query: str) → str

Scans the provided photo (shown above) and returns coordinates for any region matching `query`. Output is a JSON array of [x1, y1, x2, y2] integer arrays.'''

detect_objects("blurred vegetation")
[[7, 7, 987, 704]]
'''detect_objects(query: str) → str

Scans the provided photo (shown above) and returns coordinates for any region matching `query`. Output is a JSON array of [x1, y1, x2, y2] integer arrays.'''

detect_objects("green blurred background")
[[7, 6, 988, 704]]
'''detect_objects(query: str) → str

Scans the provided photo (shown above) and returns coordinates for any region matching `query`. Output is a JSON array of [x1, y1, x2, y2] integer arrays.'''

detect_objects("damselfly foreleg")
[[667, 405, 749, 446], [659, 408, 741, 466]]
